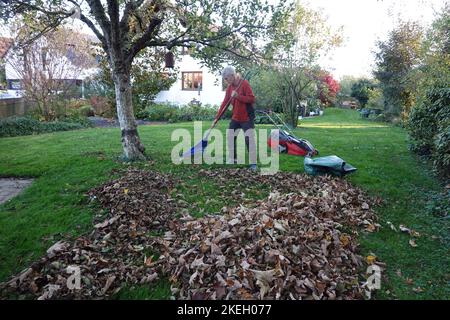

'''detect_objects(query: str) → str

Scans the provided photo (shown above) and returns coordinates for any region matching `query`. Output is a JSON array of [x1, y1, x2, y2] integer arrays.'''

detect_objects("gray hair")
[[222, 66, 236, 79]]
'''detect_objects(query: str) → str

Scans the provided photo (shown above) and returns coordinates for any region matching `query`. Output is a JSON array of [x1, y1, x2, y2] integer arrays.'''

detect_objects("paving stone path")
[[0, 178, 34, 204]]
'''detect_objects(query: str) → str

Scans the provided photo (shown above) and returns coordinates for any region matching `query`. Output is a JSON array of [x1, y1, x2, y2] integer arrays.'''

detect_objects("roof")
[[0, 37, 13, 59]]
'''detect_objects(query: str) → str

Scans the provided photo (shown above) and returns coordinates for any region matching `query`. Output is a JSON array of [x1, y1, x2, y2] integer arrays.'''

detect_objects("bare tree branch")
[[66, 0, 107, 48], [127, 17, 164, 62], [8, 0, 69, 16], [85, 0, 111, 42]]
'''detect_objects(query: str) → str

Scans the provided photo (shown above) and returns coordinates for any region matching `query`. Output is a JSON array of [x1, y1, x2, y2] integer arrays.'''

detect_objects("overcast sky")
[[303, 0, 447, 79]]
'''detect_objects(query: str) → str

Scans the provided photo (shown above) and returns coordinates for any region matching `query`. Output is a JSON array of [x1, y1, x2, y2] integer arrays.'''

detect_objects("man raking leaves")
[[182, 66, 257, 171], [217, 66, 257, 171]]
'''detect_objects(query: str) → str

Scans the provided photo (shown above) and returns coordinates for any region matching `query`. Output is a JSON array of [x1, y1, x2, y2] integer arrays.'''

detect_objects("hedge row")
[[0, 116, 92, 138]]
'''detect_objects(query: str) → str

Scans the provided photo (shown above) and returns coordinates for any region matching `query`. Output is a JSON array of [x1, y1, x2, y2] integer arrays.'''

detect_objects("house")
[[154, 51, 226, 106], [0, 30, 97, 100]]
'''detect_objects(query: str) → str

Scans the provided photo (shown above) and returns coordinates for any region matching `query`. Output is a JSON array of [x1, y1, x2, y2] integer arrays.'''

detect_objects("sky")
[[302, 0, 447, 79], [1, 0, 446, 80]]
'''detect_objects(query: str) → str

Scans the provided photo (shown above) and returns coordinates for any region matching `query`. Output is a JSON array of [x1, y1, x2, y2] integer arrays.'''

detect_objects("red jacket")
[[217, 79, 255, 122]]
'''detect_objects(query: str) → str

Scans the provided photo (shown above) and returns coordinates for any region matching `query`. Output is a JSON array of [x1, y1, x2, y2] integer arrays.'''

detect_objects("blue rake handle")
[[181, 128, 212, 158]]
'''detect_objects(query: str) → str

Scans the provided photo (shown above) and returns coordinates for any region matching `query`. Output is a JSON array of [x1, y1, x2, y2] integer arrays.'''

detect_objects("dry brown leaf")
[[102, 275, 116, 294], [340, 235, 351, 247], [366, 255, 377, 265]]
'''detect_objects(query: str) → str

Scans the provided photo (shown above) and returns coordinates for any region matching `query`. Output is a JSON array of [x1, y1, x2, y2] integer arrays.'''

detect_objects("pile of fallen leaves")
[[199, 168, 382, 228], [0, 168, 175, 299], [155, 170, 381, 300], [0, 168, 381, 300], [88, 167, 176, 230]]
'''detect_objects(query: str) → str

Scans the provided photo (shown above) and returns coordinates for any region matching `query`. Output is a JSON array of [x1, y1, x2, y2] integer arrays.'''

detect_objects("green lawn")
[[0, 108, 448, 299]]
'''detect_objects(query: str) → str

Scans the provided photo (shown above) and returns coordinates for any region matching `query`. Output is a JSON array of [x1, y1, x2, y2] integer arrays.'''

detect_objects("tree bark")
[[113, 69, 146, 161]]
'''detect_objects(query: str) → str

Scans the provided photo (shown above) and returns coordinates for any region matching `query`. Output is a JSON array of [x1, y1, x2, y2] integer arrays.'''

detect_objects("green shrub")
[[254, 112, 283, 124], [0, 116, 91, 138], [407, 87, 450, 153], [433, 126, 450, 179], [176, 102, 218, 122], [136, 103, 179, 121], [136, 101, 224, 123], [78, 105, 95, 117], [407, 86, 450, 178], [425, 189, 450, 218], [90, 96, 116, 118]]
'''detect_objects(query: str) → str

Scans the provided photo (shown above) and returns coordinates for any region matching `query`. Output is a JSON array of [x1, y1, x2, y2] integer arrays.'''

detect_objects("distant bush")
[[136, 102, 178, 122], [254, 112, 283, 124], [0, 116, 92, 138], [175, 102, 220, 122], [89, 96, 116, 118], [78, 105, 95, 117], [136, 101, 227, 123]]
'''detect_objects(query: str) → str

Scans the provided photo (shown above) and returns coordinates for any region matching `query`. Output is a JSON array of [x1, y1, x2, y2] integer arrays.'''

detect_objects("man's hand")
[[231, 90, 238, 98]]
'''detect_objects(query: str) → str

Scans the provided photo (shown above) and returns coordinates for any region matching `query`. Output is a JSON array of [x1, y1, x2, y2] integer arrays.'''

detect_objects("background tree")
[[350, 78, 376, 107], [0, 64, 6, 91], [318, 73, 340, 106], [373, 21, 423, 120], [338, 75, 358, 97], [248, 67, 284, 112], [6, 25, 96, 120], [365, 86, 384, 110], [263, 2, 342, 128], [86, 46, 176, 117], [1, 0, 289, 160], [0, 47, 8, 91]]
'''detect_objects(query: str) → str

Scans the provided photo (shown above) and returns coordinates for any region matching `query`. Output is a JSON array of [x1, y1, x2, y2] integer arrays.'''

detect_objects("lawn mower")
[[256, 110, 318, 157], [257, 110, 357, 177]]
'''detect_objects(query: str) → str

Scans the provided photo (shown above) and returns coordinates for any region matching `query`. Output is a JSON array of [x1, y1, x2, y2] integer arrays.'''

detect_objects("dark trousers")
[[228, 119, 256, 164]]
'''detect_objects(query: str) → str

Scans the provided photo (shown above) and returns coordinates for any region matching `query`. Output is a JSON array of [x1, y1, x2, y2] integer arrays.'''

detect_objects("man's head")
[[222, 66, 238, 86]]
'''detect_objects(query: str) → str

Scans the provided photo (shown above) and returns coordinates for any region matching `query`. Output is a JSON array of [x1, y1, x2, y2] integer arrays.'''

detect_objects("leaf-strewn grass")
[[0, 108, 448, 299]]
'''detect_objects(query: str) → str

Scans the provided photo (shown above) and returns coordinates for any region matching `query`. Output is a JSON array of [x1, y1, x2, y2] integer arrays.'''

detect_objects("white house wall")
[[154, 55, 226, 106], [5, 52, 21, 80]]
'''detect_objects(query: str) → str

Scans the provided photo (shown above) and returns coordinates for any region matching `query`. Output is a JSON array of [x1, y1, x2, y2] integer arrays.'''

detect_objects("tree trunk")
[[113, 71, 146, 161]]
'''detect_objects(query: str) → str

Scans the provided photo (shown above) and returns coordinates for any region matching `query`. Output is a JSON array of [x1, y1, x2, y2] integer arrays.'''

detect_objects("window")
[[8, 80, 21, 90], [182, 72, 202, 91]]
